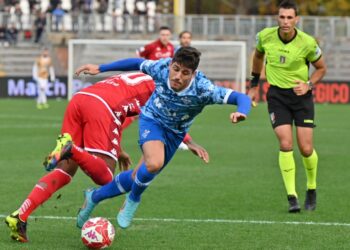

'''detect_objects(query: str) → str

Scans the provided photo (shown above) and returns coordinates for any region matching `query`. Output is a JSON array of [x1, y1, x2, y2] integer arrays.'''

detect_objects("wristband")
[[250, 72, 261, 87]]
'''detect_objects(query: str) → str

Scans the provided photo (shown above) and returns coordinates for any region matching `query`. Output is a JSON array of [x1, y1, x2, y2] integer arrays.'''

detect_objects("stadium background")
[[0, 1, 350, 249]]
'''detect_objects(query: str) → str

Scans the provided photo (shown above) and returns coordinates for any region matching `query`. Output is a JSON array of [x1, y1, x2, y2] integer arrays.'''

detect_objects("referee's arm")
[[247, 49, 265, 102], [310, 56, 327, 85]]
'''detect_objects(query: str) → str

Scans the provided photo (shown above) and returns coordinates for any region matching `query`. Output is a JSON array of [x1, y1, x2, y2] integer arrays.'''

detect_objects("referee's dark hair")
[[278, 0, 298, 16], [172, 47, 201, 72]]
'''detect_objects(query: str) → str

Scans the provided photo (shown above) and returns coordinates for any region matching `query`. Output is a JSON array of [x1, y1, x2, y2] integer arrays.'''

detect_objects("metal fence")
[[1, 12, 350, 40], [1, 12, 350, 81]]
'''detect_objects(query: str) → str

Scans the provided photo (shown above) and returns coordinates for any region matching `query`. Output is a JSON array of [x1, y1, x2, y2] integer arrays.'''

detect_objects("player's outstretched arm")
[[75, 64, 100, 76], [230, 112, 247, 123], [226, 91, 251, 124]]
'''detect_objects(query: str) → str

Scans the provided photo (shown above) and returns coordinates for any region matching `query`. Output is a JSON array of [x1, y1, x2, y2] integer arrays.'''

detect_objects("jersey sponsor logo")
[[280, 56, 286, 64], [315, 46, 322, 57], [181, 114, 190, 121], [278, 48, 289, 53], [142, 129, 150, 139], [155, 51, 172, 58]]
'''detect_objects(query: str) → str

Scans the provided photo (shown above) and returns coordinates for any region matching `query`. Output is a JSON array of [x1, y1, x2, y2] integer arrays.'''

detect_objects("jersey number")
[[120, 73, 153, 86]]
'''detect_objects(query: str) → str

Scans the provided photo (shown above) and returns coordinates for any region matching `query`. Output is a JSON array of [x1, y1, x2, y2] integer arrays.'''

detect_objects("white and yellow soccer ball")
[[81, 217, 115, 249]]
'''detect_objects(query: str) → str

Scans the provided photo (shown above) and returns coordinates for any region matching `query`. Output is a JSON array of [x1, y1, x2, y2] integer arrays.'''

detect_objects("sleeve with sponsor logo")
[[307, 38, 322, 62], [255, 32, 264, 53]]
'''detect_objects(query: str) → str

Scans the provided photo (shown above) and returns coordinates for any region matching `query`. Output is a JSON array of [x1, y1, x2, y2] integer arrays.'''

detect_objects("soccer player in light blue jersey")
[[75, 47, 252, 229]]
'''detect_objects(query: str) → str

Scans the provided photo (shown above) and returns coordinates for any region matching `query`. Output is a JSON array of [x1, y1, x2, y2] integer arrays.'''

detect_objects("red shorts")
[[61, 93, 122, 161]]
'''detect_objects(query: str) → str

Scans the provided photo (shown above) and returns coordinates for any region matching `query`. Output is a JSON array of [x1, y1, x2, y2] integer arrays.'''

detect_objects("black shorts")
[[266, 85, 315, 128]]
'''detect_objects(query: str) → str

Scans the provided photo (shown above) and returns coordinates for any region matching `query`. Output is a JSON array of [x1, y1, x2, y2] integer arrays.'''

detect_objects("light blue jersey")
[[140, 58, 232, 133]]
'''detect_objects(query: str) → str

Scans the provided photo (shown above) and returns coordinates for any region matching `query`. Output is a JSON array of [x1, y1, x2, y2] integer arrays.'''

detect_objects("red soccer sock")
[[18, 169, 71, 222], [70, 145, 113, 185]]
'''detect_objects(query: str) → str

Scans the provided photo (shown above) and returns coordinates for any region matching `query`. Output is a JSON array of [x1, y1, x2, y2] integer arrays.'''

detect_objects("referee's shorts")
[[266, 85, 315, 129]]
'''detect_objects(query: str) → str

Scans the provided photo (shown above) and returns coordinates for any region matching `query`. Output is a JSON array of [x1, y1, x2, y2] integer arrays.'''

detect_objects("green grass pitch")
[[0, 99, 349, 249]]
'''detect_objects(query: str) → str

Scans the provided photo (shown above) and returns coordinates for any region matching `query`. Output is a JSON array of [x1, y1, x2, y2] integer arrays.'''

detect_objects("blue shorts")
[[138, 114, 186, 168]]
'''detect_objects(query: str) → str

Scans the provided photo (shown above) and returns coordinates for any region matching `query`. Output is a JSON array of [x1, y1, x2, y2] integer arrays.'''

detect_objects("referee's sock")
[[279, 150, 297, 197], [302, 149, 318, 190], [92, 170, 133, 203]]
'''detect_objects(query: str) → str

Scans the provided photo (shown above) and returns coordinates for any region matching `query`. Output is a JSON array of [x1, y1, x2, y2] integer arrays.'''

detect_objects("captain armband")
[[249, 72, 261, 88]]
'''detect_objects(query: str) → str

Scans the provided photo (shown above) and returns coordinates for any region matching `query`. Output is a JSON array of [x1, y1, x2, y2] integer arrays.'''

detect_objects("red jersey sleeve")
[[137, 43, 154, 59]]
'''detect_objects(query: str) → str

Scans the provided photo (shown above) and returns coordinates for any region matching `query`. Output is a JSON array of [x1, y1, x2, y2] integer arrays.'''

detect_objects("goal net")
[[68, 39, 247, 100]]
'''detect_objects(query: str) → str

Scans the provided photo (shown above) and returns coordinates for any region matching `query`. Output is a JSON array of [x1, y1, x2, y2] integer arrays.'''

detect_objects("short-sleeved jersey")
[[256, 27, 322, 89], [137, 39, 174, 60], [140, 58, 232, 133], [77, 73, 155, 125]]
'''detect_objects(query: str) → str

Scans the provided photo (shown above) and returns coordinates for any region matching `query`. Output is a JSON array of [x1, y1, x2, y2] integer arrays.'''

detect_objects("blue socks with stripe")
[[129, 163, 157, 202], [91, 169, 134, 203]]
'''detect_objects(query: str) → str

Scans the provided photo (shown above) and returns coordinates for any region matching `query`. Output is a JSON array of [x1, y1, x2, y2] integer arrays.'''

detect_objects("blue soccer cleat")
[[77, 188, 97, 228], [43, 133, 73, 171], [117, 195, 140, 229]]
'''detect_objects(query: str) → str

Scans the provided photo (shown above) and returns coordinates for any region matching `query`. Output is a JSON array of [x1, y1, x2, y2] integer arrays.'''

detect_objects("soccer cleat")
[[304, 189, 317, 211], [43, 133, 73, 171], [287, 195, 301, 213], [77, 188, 97, 229], [36, 104, 43, 110], [117, 195, 140, 229], [5, 210, 28, 243], [43, 103, 49, 109]]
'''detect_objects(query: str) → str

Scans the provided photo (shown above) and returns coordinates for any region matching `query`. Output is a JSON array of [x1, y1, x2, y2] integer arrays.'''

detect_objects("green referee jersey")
[[256, 26, 322, 89]]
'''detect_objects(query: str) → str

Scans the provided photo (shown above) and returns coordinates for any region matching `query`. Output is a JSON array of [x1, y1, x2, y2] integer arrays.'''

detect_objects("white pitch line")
[[1, 214, 350, 227]]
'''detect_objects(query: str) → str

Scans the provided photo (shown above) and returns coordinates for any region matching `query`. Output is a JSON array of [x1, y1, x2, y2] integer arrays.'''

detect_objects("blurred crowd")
[[0, 0, 158, 46]]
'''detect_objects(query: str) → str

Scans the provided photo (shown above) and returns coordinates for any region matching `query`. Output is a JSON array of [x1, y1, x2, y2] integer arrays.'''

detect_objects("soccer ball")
[[81, 217, 115, 249]]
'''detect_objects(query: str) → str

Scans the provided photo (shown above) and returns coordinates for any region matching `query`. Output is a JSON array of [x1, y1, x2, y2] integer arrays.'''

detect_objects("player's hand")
[[293, 80, 309, 96], [230, 112, 247, 124], [75, 64, 100, 76], [185, 141, 209, 163], [247, 86, 259, 107], [118, 150, 132, 171]]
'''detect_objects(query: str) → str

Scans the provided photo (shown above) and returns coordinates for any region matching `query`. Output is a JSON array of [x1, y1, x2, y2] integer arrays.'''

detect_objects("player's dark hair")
[[278, 0, 298, 16], [178, 30, 192, 39], [172, 46, 201, 71], [159, 26, 171, 32]]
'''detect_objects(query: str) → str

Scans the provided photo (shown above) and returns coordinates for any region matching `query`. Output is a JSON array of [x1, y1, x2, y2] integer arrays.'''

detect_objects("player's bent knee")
[[145, 161, 163, 173]]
